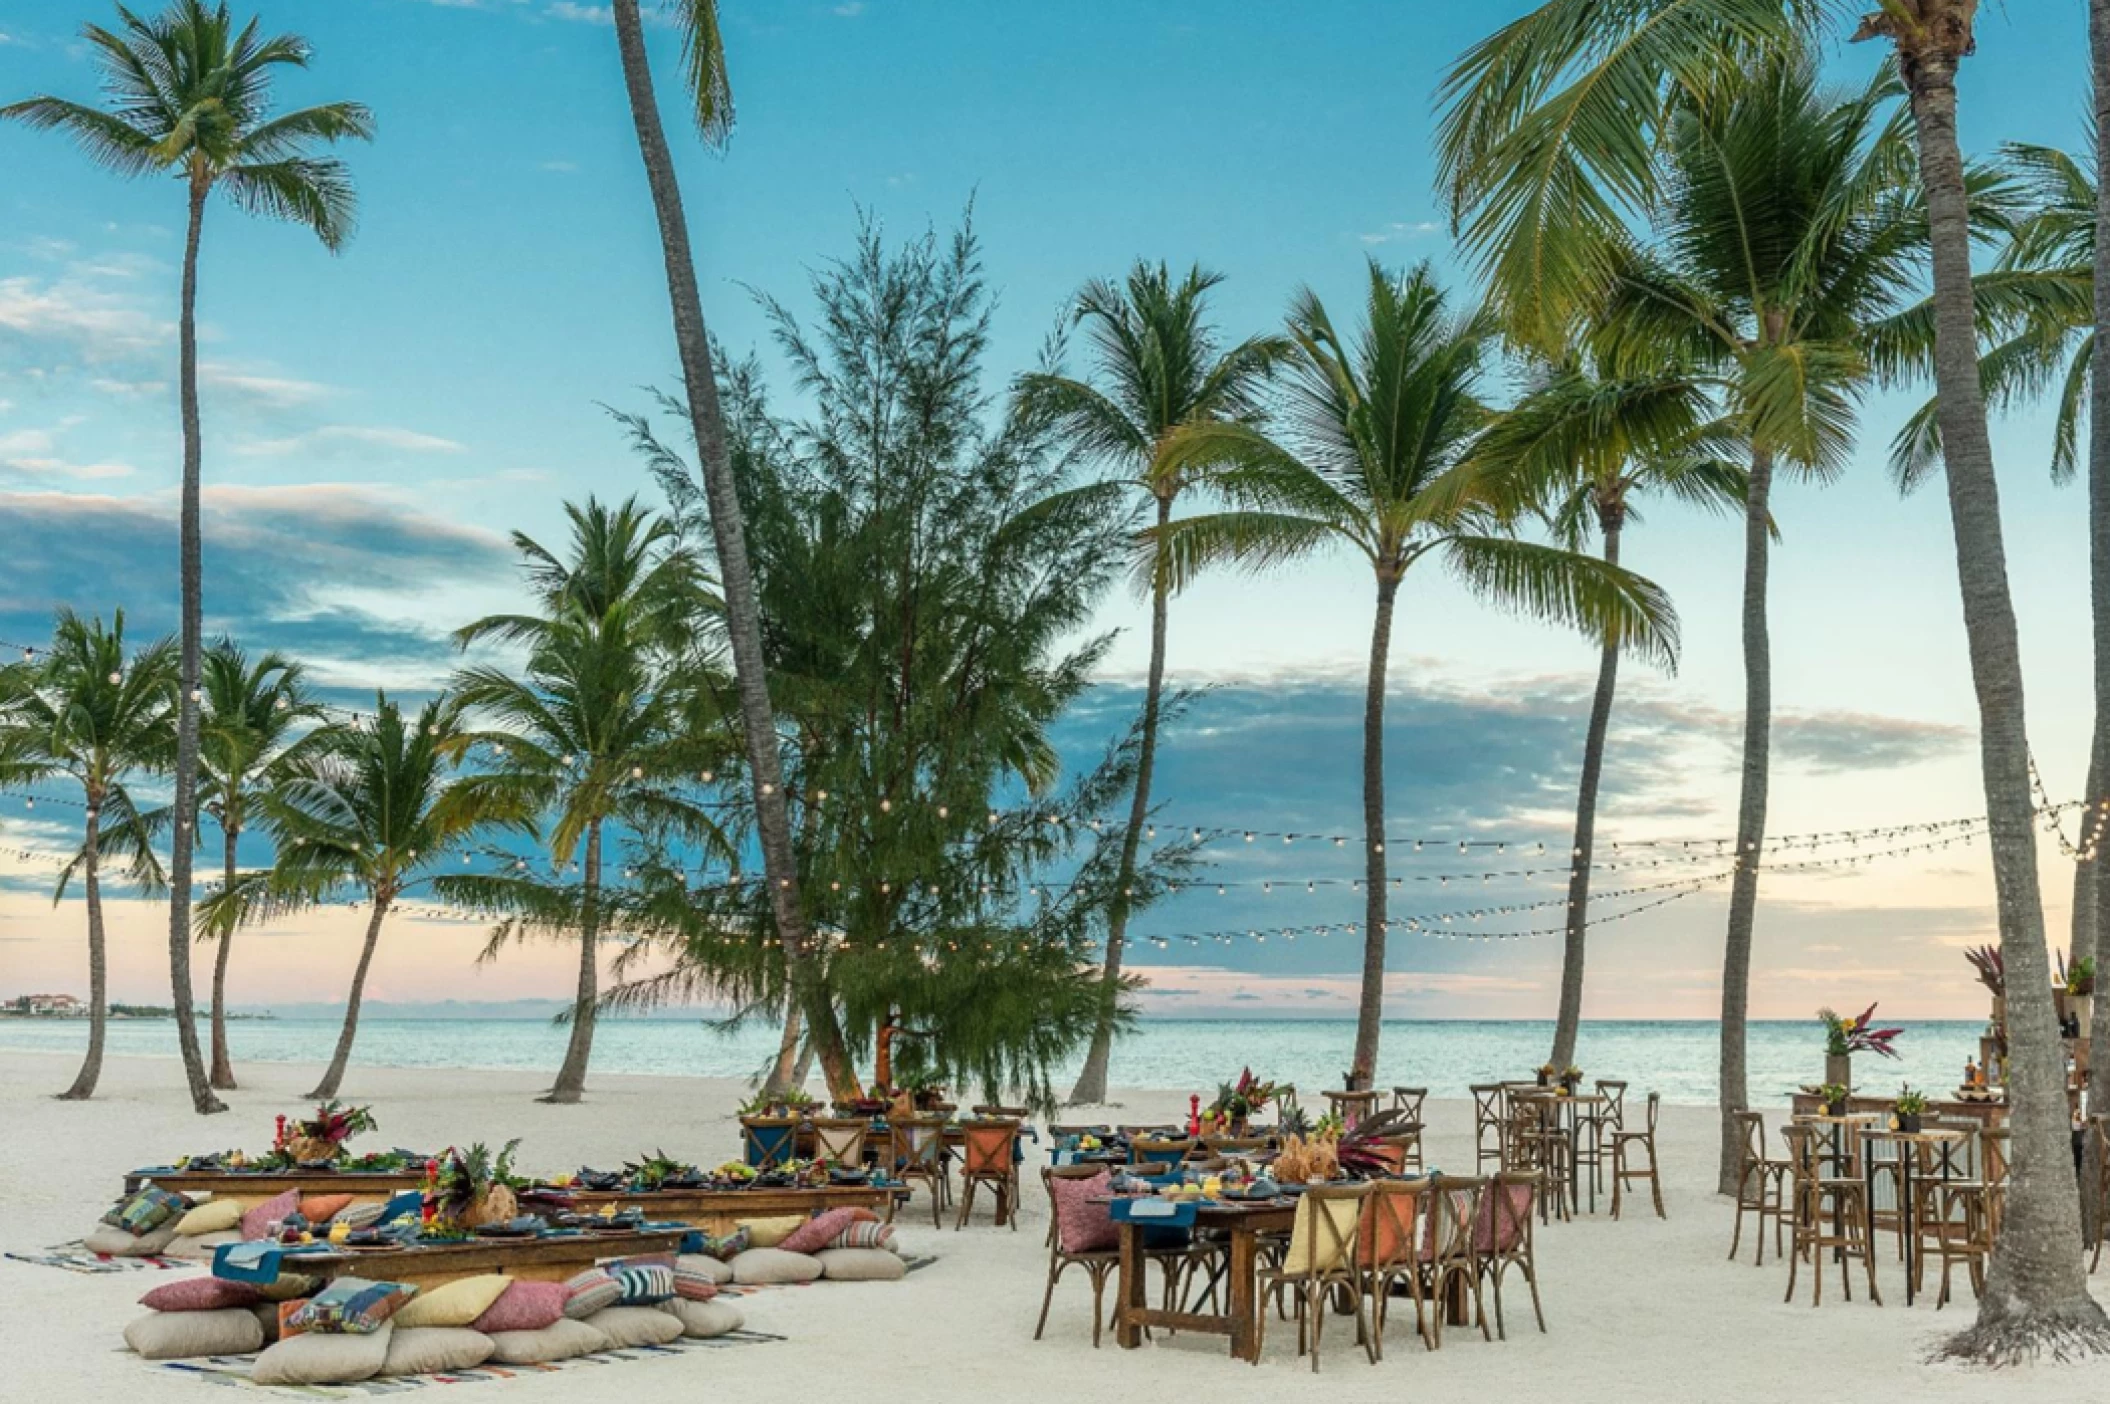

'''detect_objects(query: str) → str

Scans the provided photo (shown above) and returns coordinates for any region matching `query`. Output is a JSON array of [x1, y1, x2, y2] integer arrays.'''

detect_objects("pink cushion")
[[242, 1189, 301, 1241], [1049, 1171, 1116, 1253], [779, 1207, 877, 1256], [1473, 1182, 1533, 1254], [469, 1280, 569, 1333], [140, 1277, 264, 1312]]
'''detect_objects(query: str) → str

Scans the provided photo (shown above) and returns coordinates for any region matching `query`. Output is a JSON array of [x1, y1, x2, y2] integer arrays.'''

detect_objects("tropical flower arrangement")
[[1964, 944, 2004, 997], [738, 1088, 820, 1118], [2060, 953, 2097, 997], [1893, 1086, 1929, 1133], [428, 1139, 527, 1230], [274, 1101, 379, 1164], [1819, 1005, 1902, 1059], [1205, 1068, 1280, 1131]]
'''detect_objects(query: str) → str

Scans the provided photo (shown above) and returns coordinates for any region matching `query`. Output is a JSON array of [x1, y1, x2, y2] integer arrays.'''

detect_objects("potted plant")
[[275, 1101, 378, 1165], [1893, 1087, 1928, 1136], [1207, 1068, 1280, 1136], [1965, 944, 2004, 1025], [1817, 1083, 1850, 1118], [1818, 1004, 1902, 1089], [430, 1139, 526, 1229], [1560, 1064, 1584, 1093], [2061, 953, 2096, 1034], [1536, 1062, 1557, 1088]]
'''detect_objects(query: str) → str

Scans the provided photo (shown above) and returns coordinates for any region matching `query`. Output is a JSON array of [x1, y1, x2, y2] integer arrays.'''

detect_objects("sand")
[[3, 1050, 2108, 1402]]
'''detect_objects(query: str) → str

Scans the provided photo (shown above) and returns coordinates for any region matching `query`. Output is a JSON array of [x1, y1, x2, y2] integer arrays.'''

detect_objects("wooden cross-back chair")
[[811, 1117, 870, 1169], [1729, 1110, 1789, 1263], [890, 1115, 952, 1229], [1129, 1136, 1193, 1173], [1418, 1174, 1490, 1350], [1470, 1085, 1507, 1171], [1609, 1091, 1665, 1221], [1254, 1183, 1374, 1371], [740, 1115, 800, 1171], [1359, 1177, 1429, 1357], [1477, 1170, 1546, 1338], [955, 1118, 1021, 1231]]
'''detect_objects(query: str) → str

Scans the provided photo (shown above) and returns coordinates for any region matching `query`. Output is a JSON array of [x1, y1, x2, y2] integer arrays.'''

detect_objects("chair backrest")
[[891, 1116, 948, 1174], [1281, 1183, 1367, 1278], [962, 1118, 1020, 1175], [1596, 1080, 1628, 1125], [1359, 1177, 1423, 1271], [1778, 1123, 1818, 1185], [1734, 1109, 1767, 1166], [1324, 1089, 1381, 1130], [1130, 1136, 1192, 1171], [811, 1117, 870, 1166], [1470, 1084, 1505, 1131], [1982, 1128, 2011, 1186], [1202, 1135, 1270, 1157], [1642, 1090, 1661, 1134], [1041, 1164, 1111, 1255], [1391, 1087, 1429, 1121], [1049, 1123, 1110, 1141], [1116, 1123, 1177, 1139], [1477, 1170, 1537, 1257], [972, 1104, 1029, 1120], [1422, 1174, 1483, 1264], [741, 1116, 799, 1170]]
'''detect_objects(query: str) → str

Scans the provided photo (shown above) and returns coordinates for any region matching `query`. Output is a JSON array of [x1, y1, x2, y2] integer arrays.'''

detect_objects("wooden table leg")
[[1228, 1226, 1259, 1364], [1116, 1222, 1144, 1349]]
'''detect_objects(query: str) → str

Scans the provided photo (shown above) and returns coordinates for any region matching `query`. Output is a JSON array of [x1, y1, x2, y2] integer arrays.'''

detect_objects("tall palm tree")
[[194, 640, 326, 1090], [0, 612, 177, 1100], [1447, 38, 1934, 1194], [1852, 1, 2110, 1358], [446, 498, 727, 1104], [1013, 263, 1288, 1106], [2, 0, 371, 1117], [213, 695, 510, 1101], [602, 0, 854, 1097], [1156, 262, 1678, 1087], [1475, 362, 1745, 1067]]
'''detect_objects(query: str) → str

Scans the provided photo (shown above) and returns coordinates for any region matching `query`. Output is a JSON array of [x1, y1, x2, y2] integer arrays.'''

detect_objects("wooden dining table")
[[1109, 1198, 1293, 1364]]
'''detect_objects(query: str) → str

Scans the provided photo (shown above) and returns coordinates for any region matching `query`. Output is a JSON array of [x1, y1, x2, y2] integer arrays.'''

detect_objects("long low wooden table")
[[217, 1228, 690, 1292], [534, 1183, 909, 1232], [123, 1167, 425, 1198]]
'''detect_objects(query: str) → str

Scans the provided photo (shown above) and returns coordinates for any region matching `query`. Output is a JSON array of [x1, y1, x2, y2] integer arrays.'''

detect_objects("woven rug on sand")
[[156, 1331, 785, 1395], [7, 1242, 191, 1274]]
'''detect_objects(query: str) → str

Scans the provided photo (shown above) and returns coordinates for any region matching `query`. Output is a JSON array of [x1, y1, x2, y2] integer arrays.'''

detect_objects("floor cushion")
[[672, 1262, 719, 1301], [829, 1220, 897, 1251], [675, 1252, 734, 1285], [256, 1274, 320, 1303], [104, 1184, 192, 1235], [241, 1188, 300, 1241], [379, 1326, 496, 1377], [252, 1322, 392, 1385], [124, 1308, 266, 1360], [391, 1273, 509, 1329], [174, 1197, 243, 1236], [164, 1228, 242, 1261], [779, 1206, 877, 1255], [689, 1225, 751, 1261], [664, 1298, 744, 1339], [581, 1305, 684, 1348], [815, 1246, 908, 1281], [560, 1266, 622, 1319], [739, 1215, 806, 1248], [485, 1317, 611, 1365], [330, 1201, 389, 1230], [729, 1247, 824, 1284], [140, 1277, 263, 1312], [299, 1193, 357, 1225], [283, 1277, 416, 1335], [603, 1253, 677, 1305], [469, 1279, 568, 1333], [84, 1222, 180, 1258]]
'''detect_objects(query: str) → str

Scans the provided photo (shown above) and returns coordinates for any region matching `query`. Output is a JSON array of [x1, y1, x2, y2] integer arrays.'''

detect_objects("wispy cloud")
[[1358, 221, 1442, 246], [0, 424, 137, 481], [234, 425, 467, 458], [199, 363, 333, 410], [545, 1, 612, 22], [833, 2, 867, 16], [0, 273, 170, 359]]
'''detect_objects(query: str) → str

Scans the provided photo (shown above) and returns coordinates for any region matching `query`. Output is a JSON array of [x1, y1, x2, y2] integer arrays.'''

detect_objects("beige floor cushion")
[[485, 1317, 611, 1365], [675, 1252, 733, 1285], [85, 1222, 180, 1257], [163, 1229, 242, 1261], [380, 1326, 497, 1377], [582, 1306, 685, 1349], [739, 1215, 805, 1248], [816, 1246, 907, 1281], [729, 1247, 823, 1284], [174, 1198, 243, 1236], [664, 1298, 744, 1339], [251, 1323, 392, 1386], [124, 1308, 265, 1360], [391, 1274, 510, 1329]]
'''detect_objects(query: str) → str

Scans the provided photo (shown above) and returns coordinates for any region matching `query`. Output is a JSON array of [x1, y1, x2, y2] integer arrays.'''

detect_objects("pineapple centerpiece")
[[429, 1140, 527, 1231]]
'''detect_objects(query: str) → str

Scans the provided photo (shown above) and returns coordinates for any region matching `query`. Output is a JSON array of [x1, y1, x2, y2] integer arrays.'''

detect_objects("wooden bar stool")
[[1609, 1091, 1665, 1220], [1781, 1124, 1882, 1307], [1324, 1089, 1382, 1132], [1728, 1110, 1788, 1261], [1470, 1085, 1507, 1171]]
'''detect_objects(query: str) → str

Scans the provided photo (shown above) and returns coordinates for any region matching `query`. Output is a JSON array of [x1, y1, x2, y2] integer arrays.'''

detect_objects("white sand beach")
[[2, 1050, 2105, 1403]]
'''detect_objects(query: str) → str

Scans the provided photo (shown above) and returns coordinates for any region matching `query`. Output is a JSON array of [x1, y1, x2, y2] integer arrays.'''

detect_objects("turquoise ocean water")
[[0, 1016, 1992, 1108]]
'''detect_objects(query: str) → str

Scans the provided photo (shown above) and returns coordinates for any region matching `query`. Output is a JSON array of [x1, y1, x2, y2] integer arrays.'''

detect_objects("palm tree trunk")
[[2071, 747, 2099, 970], [208, 820, 238, 1090], [308, 895, 390, 1102], [608, 0, 857, 1100], [58, 802, 107, 1100], [168, 174, 224, 1116], [1069, 494, 1174, 1105], [1894, 23, 2110, 1361], [1551, 508, 1623, 1069], [1351, 573, 1401, 1089], [764, 1001, 802, 1097], [1717, 452, 1772, 1195], [2083, 0, 2110, 1274], [543, 819, 601, 1104]]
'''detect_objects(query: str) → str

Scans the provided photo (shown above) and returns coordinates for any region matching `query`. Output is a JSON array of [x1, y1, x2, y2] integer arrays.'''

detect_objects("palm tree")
[[1013, 263, 1288, 1106], [446, 499, 727, 1104], [0, 612, 177, 1099], [1850, 1, 2110, 1358], [600, 2, 854, 1097], [1155, 262, 1677, 1087], [213, 695, 510, 1101], [194, 641, 326, 1090], [2, 0, 371, 1117], [1475, 361, 1745, 1067]]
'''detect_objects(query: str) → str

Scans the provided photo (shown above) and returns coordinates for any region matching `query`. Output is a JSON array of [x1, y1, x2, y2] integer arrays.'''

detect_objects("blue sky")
[[0, 0, 2097, 1023]]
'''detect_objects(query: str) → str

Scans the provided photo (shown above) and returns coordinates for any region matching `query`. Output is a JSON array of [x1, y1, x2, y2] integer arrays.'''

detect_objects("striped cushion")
[[829, 1220, 897, 1251], [559, 1267, 622, 1320], [604, 1253, 676, 1305], [780, 1207, 876, 1255], [672, 1263, 720, 1302], [330, 1201, 388, 1230]]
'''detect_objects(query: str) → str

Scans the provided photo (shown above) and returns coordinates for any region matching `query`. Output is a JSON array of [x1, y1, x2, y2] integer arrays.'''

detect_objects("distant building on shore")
[[9, 993, 86, 1017]]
